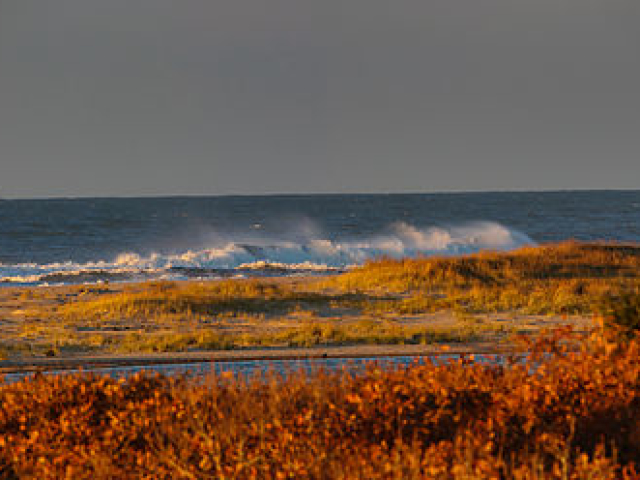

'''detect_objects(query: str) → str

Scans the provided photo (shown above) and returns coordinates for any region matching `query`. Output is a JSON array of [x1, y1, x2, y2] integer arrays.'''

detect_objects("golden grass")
[[57, 279, 366, 325], [3, 242, 638, 358], [60, 280, 306, 321], [2, 327, 640, 478], [58, 242, 640, 325], [35, 321, 484, 355], [326, 241, 640, 315]]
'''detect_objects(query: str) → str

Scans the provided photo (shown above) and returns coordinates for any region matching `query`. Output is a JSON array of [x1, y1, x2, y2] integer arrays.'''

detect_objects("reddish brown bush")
[[1, 329, 640, 478]]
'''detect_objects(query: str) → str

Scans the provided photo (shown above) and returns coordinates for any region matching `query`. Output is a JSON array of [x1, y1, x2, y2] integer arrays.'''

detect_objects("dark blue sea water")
[[1, 191, 639, 286]]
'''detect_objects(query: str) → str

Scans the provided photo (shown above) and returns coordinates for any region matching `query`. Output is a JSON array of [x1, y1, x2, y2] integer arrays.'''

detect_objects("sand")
[[0, 278, 593, 374]]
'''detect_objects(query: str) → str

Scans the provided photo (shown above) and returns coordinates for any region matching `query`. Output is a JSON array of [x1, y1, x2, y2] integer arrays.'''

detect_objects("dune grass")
[[57, 242, 640, 324], [3, 242, 639, 358], [106, 320, 484, 353], [16, 320, 487, 356], [57, 279, 359, 323], [325, 241, 640, 315]]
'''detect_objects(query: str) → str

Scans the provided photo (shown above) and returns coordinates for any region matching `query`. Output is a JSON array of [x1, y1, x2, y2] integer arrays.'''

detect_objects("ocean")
[[1, 190, 639, 286]]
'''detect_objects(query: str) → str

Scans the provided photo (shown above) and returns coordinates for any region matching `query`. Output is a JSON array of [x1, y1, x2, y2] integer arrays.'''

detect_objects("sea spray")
[[0, 221, 534, 286]]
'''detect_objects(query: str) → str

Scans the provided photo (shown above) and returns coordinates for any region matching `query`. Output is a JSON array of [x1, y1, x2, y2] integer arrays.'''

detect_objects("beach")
[[1, 201, 640, 477], [0, 271, 594, 374]]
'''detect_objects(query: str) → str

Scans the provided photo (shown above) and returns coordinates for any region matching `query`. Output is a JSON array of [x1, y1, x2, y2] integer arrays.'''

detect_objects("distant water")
[[1, 191, 639, 286]]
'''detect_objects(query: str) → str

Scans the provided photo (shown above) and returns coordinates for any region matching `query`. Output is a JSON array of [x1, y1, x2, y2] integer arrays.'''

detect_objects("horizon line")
[[2, 187, 640, 201]]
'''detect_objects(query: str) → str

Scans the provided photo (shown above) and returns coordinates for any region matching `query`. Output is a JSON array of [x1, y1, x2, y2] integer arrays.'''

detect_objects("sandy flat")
[[0, 278, 593, 374]]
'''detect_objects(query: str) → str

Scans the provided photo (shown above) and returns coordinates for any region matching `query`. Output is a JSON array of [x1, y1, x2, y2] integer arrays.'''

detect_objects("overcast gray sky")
[[0, 0, 639, 198]]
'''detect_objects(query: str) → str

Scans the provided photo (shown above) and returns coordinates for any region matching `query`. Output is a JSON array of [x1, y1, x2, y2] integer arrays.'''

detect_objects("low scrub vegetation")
[[2, 328, 640, 478], [599, 291, 640, 339]]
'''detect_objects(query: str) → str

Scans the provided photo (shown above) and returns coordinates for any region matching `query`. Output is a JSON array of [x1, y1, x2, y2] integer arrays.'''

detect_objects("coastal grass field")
[[1, 242, 639, 361], [3, 242, 640, 477]]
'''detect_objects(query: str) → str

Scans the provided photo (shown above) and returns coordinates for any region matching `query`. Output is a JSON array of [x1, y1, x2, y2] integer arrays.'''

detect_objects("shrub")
[[2, 329, 640, 478], [600, 292, 640, 338]]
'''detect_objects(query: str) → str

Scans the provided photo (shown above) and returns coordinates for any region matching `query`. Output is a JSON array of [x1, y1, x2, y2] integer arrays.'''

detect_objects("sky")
[[0, 0, 639, 198]]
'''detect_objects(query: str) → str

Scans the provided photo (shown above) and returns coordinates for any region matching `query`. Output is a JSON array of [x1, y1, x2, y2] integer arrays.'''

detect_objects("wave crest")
[[0, 221, 534, 285]]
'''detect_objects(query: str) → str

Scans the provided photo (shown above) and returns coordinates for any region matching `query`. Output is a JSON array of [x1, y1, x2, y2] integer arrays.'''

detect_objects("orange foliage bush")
[[2, 329, 640, 478]]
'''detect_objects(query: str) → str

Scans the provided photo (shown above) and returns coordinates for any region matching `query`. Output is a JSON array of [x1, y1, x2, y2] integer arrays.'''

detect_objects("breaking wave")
[[0, 221, 534, 286]]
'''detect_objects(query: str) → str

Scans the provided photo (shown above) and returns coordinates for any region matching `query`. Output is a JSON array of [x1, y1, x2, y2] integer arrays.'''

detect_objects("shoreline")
[[0, 341, 510, 375], [0, 249, 604, 376]]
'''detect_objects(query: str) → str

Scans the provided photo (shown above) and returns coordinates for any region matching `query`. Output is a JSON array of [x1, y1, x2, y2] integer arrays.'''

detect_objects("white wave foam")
[[0, 221, 534, 285]]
